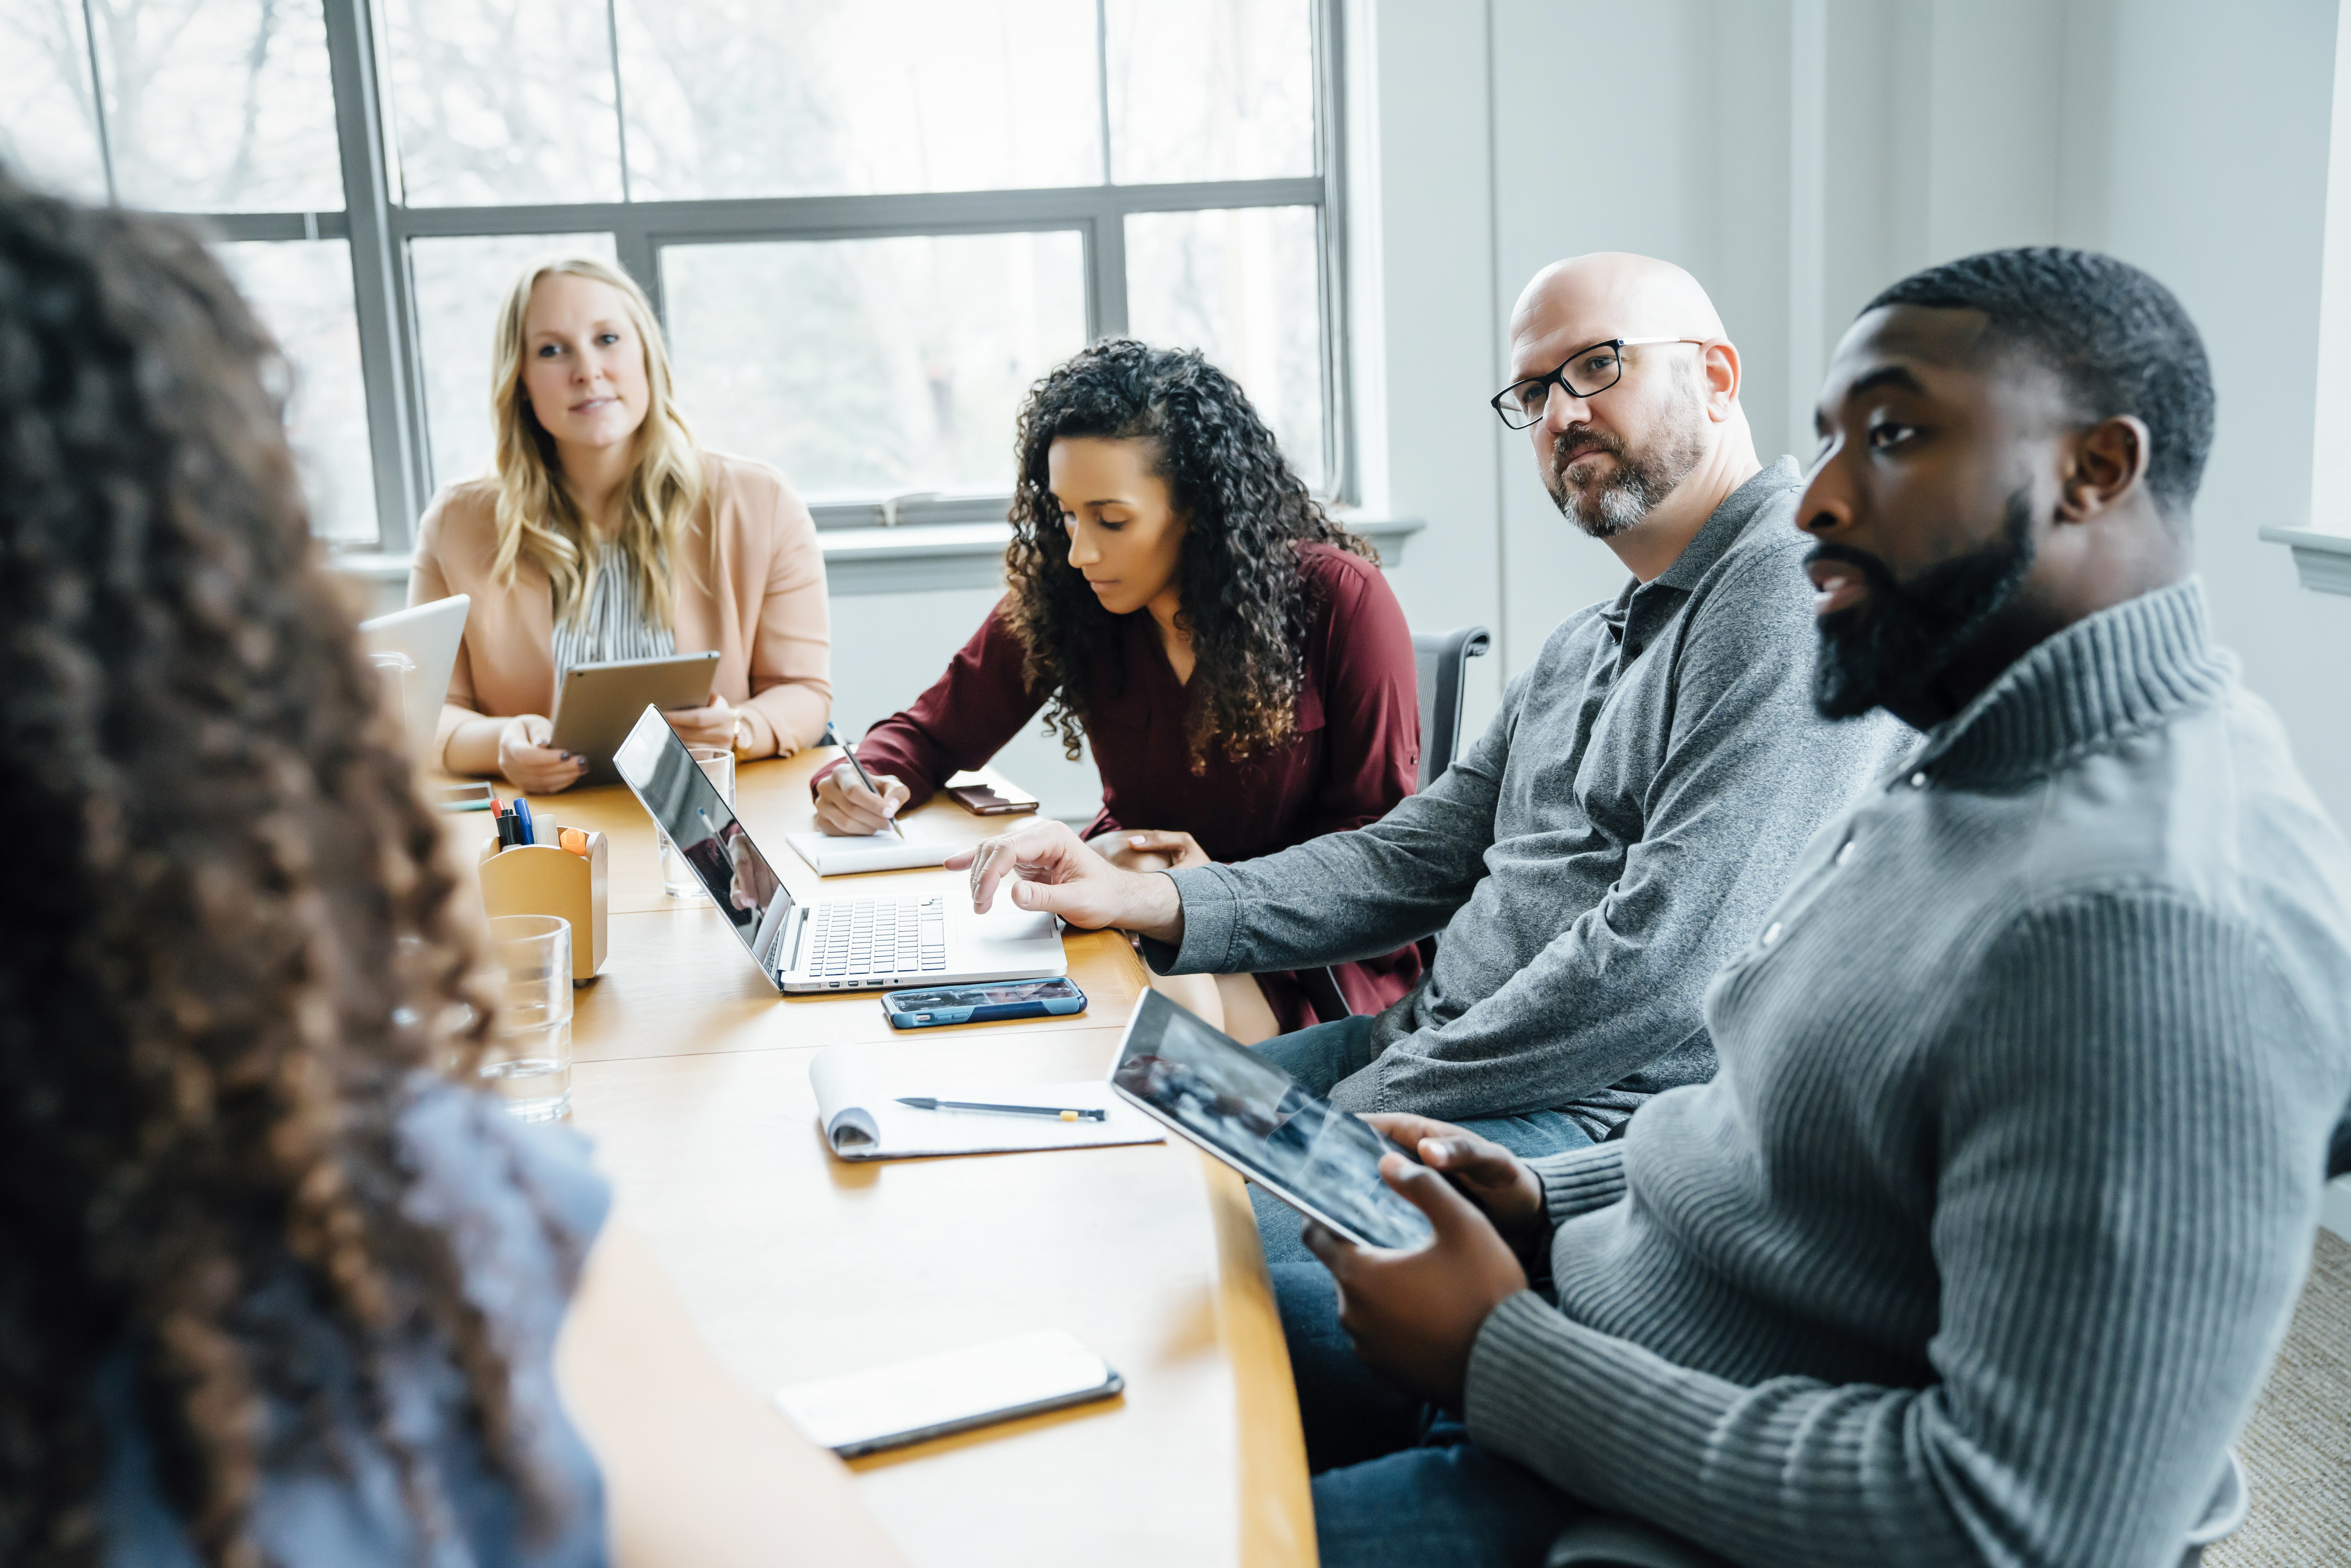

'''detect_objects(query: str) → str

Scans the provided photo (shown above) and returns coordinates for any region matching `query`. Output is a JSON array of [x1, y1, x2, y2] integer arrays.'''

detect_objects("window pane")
[[214, 241, 379, 544], [0, 1, 109, 202], [91, 0, 343, 211], [662, 232, 1087, 502], [1125, 207, 1325, 490], [409, 233, 618, 494], [382, 0, 623, 207], [1105, 0, 1314, 184], [614, 0, 1099, 200]]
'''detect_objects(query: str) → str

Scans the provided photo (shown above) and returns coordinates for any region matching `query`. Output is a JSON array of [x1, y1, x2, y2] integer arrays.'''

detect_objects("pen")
[[824, 722, 904, 840], [513, 796, 535, 846], [896, 1097, 1106, 1122]]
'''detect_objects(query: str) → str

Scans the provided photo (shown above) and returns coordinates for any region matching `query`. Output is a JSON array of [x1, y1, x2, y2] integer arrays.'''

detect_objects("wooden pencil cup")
[[479, 833, 609, 981]]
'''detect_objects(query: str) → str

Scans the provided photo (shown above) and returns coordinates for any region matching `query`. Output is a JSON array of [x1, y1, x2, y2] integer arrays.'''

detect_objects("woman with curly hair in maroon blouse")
[[814, 341, 1422, 1039]]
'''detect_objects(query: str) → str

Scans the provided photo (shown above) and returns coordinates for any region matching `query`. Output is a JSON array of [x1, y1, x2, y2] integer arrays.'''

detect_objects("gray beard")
[[1546, 385, 1709, 539]]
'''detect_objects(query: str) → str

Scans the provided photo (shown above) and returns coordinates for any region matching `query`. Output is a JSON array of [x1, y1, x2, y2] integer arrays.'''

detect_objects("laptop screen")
[[613, 708, 794, 971]]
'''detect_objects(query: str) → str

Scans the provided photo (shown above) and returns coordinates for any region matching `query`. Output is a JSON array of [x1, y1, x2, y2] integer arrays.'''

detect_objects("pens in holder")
[[824, 721, 904, 840], [895, 1097, 1106, 1122], [513, 796, 536, 846]]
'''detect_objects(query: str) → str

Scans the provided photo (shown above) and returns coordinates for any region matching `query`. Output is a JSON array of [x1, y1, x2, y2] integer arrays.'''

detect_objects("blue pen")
[[513, 796, 535, 846]]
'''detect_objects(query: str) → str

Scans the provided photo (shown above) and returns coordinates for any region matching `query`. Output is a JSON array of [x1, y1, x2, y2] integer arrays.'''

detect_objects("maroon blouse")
[[816, 543, 1424, 1029]]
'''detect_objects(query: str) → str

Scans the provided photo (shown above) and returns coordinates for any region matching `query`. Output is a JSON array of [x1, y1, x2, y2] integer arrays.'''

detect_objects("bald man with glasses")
[[952, 252, 1910, 1258]]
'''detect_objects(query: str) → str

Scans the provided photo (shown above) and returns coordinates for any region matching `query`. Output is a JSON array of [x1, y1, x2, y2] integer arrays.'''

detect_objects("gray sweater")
[[1468, 581, 2351, 1567], [1157, 459, 1912, 1128]]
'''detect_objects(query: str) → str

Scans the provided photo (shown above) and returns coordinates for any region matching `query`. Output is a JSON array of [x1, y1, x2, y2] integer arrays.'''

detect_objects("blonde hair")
[[486, 256, 705, 626]]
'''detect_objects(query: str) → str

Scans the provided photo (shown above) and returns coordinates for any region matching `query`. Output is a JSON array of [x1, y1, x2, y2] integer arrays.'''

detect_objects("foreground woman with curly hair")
[[0, 170, 902, 1567], [811, 340, 1423, 1038]]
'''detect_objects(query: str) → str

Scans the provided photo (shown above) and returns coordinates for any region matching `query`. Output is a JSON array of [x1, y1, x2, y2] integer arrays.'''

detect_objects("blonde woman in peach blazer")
[[410, 256, 829, 792]]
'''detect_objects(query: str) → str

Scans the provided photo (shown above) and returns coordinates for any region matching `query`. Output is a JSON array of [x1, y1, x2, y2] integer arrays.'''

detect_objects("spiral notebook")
[[809, 1043, 1162, 1162]]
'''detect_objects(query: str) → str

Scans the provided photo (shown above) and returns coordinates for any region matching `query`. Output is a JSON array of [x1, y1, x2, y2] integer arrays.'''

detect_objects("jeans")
[[1250, 1015, 1595, 1265], [1275, 1262, 1584, 1567]]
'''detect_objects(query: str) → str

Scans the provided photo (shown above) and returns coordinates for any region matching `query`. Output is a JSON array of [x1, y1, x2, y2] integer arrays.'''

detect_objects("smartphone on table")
[[880, 977, 1087, 1029], [774, 1329, 1122, 1456]]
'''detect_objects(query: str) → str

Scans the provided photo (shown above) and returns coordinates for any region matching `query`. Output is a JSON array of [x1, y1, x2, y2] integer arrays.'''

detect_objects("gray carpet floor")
[[2208, 1226, 2351, 1567]]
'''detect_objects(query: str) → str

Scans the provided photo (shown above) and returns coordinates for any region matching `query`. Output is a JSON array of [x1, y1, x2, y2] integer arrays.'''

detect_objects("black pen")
[[897, 1097, 1106, 1122], [824, 721, 904, 840]]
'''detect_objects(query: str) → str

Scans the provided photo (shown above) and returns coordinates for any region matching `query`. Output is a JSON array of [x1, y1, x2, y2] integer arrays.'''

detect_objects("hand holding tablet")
[[1107, 989, 1434, 1251]]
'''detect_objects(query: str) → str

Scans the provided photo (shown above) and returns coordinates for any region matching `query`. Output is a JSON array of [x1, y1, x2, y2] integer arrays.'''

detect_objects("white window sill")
[[2260, 526, 2351, 594], [328, 515, 1428, 597]]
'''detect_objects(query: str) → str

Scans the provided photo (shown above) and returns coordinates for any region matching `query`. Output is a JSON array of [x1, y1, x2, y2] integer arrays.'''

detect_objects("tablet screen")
[[1109, 990, 1433, 1251]]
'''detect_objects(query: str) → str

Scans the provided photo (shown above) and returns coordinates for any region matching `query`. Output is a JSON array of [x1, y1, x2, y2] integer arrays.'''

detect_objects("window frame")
[[110, 0, 1352, 553]]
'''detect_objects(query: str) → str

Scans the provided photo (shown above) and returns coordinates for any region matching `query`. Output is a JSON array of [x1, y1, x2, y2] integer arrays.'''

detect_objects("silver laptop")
[[611, 706, 1067, 994], [359, 594, 470, 767]]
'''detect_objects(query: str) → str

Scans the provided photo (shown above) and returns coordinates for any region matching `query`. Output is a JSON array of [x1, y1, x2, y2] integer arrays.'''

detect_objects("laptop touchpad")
[[963, 902, 1059, 945]]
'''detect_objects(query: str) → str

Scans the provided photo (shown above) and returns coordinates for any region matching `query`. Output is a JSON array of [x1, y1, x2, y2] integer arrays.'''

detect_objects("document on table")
[[810, 1043, 1164, 1162], [783, 829, 952, 876]]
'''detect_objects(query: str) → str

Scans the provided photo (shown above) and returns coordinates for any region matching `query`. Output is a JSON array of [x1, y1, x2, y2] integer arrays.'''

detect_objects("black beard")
[[1810, 489, 2037, 721]]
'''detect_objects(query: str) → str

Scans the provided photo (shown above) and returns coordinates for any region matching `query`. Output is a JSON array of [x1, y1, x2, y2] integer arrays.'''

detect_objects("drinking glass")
[[659, 744, 736, 898], [480, 913, 573, 1121]]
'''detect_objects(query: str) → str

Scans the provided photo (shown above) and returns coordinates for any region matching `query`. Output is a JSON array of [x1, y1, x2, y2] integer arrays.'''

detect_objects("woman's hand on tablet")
[[1300, 1155, 1528, 1410], [663, 693, 738, 750], [1362, 1114, 1548, 1252], [1089, 828, 1211, 874], [814, 766, 912, 836], [499, 714, 589, 794]]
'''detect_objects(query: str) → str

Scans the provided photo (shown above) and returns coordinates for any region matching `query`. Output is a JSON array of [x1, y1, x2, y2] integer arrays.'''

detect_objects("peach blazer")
[[407, 451, 832, 768]]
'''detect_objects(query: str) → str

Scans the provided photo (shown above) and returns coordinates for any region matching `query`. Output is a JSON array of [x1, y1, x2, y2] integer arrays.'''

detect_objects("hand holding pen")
[[818, 722, 909, 839]]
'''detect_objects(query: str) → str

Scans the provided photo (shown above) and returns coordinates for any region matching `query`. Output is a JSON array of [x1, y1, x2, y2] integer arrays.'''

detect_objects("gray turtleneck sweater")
[[1466, 581, 2351, 1567]]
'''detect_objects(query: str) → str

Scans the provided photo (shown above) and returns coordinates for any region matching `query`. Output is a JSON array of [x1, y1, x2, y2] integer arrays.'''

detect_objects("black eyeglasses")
[[1490, 337, 1707, 430]]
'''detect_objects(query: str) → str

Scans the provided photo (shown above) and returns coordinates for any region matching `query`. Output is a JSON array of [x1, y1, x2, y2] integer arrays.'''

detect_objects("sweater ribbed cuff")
[[1531, 1142, 1627, 1225]]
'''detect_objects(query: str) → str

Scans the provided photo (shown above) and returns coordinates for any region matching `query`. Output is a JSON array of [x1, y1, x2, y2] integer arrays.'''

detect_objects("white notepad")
[[784, 829, 952, 876], [809, 1044, 1164, 1162]]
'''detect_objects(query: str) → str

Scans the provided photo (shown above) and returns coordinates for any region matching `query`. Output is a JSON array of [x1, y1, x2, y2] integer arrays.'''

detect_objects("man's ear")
[[1698, 338, 1741, 422], [2059, 414, 2151, 521]]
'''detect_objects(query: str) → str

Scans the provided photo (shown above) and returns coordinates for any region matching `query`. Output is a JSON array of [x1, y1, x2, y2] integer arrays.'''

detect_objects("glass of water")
[[659, 744, 736, 898], [481, 913, 573, 1122]]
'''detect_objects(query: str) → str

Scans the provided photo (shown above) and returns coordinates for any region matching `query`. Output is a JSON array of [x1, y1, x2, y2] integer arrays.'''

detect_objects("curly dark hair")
[[1002, 339, 1374, 767], [0, 171, 570, 1564]]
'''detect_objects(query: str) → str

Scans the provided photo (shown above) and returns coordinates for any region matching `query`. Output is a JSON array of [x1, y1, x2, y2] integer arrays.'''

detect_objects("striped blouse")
[[550, 541, 676, 678]]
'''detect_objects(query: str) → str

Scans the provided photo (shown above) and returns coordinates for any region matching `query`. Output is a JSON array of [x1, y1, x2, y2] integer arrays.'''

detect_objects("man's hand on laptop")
[[1300, 1154, 1529, 1410], [946, 820, 1185, 945], [1363, 1114, 1548, 1254]]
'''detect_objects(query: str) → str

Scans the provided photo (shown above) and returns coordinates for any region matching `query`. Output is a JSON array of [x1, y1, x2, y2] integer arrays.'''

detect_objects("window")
[[0, 0, 1347, 554]]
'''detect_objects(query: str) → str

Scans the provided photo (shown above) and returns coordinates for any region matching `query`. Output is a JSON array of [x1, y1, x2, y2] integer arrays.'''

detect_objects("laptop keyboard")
[[804, 895, 948, 985]]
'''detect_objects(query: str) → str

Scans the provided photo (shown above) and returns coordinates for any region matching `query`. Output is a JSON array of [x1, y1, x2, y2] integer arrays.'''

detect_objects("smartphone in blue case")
[[880, 977, 1088, 1029]]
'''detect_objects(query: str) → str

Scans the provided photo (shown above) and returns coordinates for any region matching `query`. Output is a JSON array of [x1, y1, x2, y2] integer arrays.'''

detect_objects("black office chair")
[[1291, 626, 1492, 1025]]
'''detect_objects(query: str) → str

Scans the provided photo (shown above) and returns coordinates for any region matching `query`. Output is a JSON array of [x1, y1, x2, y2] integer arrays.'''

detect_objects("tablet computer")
[[1107, 989, 1433, 1251], [550, 650, 720, 783]]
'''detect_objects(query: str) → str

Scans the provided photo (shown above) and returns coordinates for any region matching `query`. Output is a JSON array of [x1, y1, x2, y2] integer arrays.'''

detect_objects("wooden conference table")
[[444, 752, 1315, 1568]]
